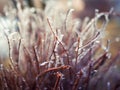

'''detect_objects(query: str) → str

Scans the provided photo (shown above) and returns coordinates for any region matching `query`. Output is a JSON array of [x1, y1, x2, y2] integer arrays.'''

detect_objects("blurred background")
[[0, 0, 120, 58]]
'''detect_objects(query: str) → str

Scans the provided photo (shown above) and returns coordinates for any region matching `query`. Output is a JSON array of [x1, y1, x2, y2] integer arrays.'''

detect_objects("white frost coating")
[[57, 29, 64, 42], [106, 53, 111, 59], [115, 37, 120, 42], [95, 40, 100, 44], [0, 1, 112, 71], [107, 82, 111, 90], [40, 62, 49, 66], [65, 9, 74, 31], [9, 32, 20, 40]]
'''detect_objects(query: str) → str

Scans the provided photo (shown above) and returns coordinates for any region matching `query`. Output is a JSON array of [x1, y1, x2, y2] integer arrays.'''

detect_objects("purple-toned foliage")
[[0, 1, 120, 90]]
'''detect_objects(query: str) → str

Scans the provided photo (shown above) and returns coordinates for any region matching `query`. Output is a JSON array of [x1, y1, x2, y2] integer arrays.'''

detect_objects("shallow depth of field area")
[[0, 0, 120, 90]]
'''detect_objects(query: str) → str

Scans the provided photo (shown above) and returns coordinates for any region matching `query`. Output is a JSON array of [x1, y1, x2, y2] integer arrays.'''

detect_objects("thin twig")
[[4, 32, 14, 68], [36, 65, 70, 81], [47, 18, 70, 65], [33, 45, 40, 74], [85, 63, 92, 90], [75, 37, 80, 66], [72, 70, 83, 90], [53, 72, 62, 90]]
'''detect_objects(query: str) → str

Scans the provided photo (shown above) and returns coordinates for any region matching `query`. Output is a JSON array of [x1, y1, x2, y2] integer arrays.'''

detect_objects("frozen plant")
[[0, 1, 120, 90]]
